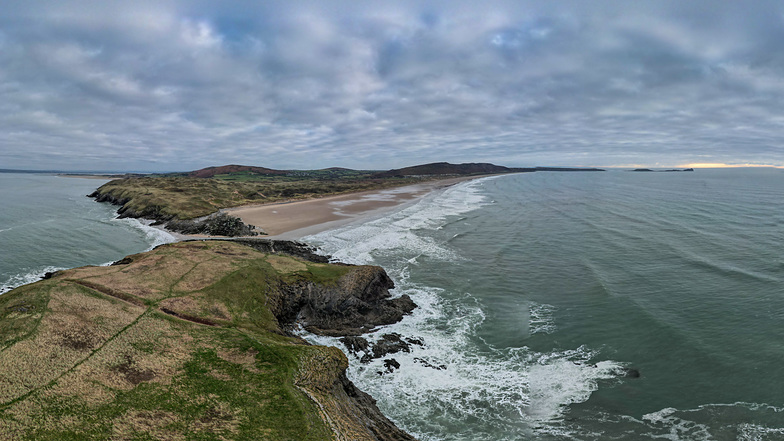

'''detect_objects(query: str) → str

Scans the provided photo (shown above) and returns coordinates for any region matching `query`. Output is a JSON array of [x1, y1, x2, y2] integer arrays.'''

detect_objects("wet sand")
[[225, 176, 487, 239]]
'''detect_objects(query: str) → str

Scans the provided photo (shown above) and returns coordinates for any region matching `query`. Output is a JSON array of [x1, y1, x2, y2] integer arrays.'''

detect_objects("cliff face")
[[273, 265, 416, 336], [0, 240, 416, 441]]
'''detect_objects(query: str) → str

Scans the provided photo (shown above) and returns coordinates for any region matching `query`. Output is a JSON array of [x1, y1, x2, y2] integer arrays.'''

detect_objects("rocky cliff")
[[0, 240, 417, 440]]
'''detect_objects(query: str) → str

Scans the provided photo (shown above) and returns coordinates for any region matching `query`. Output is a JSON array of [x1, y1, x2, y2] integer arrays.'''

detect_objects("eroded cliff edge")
[[0, 239, 417, 441]]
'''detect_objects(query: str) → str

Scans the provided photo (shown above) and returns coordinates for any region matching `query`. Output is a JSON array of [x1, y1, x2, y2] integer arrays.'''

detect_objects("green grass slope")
[[0, 241, 413, 440]]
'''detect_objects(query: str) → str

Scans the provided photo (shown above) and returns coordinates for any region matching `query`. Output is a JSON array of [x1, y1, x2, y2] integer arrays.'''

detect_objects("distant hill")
[[370, 162, 604, 178], [371, 162, 534, 178], [188, 164, 287, 178], [184, 162, 604, 180]]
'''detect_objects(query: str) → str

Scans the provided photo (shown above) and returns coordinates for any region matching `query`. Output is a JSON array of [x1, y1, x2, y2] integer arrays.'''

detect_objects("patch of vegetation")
[[0, 241, 376, 440], [291, 263, 352, 286], [0, 283, 50, 351]]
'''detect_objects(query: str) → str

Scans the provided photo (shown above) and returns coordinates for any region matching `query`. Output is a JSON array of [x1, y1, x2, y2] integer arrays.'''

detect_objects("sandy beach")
[[225, 175, 487, 239]]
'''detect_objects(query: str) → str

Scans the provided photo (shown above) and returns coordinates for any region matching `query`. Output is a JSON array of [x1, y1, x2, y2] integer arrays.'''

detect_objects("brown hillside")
[[189, 164, 287, 178]]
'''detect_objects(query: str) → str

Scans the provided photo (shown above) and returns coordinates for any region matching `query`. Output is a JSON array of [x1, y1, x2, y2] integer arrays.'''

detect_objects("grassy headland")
[[87, 162, 548, 222], [90, 172, 423, 221], [0, 240, 416, 440], [88, 162, 602, 235]]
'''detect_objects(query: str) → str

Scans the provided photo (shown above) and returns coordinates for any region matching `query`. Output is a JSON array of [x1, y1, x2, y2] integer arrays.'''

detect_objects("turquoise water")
[[306, 169, 784, 440], [0, 173, 174, 294]]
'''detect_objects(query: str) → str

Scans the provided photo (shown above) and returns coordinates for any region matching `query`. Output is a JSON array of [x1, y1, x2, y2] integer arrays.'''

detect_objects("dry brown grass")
[[0, 283, 143, 403], [266, 255, 308, 273], [159, 294, 232, 323], [217, 347, 261, 374], [111, 410, 185, 440], [0, 240, 379, 441]]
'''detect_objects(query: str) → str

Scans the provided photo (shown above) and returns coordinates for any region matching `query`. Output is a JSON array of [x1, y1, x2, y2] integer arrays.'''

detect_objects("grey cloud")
[[1, 1, 784, 171]]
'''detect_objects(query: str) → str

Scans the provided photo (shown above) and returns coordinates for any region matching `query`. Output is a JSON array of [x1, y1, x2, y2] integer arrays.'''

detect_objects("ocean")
[[305, 168, 784, 440], [0, 173, 174, 294], [2, 169, 783, 440]]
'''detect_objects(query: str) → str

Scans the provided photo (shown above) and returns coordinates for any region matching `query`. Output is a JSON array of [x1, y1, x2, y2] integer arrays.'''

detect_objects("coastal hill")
[[187, 164, 287, 178], [372, 162, 604, 178], [371, 162, 532, 178], [0, 239, 417, 440]]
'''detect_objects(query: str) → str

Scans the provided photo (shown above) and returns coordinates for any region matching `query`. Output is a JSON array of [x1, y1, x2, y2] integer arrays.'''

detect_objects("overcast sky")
[[2, 0, 784, 171]]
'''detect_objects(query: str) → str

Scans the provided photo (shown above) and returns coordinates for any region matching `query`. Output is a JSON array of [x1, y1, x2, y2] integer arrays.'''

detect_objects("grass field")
[[0, 241, 394, 440]]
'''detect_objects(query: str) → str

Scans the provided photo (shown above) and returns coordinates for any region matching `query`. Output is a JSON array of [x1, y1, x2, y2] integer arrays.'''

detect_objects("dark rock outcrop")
[[166, 213, 259, 237], [341, 336, 370, 354], [371, 333, 412, 359], [337, 372, 418, 441], [341, 333, 427, 365], [380, 359, 400, 374], [88, 189, 171, 222], [272, 266, 416, 336], [413, 358, 447, 371], [89, 189, 258, 237], [228, 238, 330, 263], [111, 257, 133, 266]]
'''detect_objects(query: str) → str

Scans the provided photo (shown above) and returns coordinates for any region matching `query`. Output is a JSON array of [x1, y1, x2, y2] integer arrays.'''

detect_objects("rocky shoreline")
[[227, 238, 420, 440], [89, 189, 260, 236]]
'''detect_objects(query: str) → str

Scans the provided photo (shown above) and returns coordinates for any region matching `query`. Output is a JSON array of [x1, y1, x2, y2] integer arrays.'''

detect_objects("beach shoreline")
[[223, 174, 495, 240]]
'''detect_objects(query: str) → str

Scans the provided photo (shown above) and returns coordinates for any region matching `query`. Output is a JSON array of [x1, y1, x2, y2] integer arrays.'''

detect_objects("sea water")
[[2, 170, 782, 440], [305, 169, 784, 440], [0, 173, 174, 294]]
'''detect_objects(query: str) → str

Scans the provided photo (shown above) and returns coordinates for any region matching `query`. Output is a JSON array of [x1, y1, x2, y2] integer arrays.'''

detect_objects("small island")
[[631, 168, 694, 172]]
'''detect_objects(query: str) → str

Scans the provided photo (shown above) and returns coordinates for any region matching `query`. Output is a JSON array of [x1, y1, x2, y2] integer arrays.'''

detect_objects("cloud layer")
[[2, 0, 784, 171]]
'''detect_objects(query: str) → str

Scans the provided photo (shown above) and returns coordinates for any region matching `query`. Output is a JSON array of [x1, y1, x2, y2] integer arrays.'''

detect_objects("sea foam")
[[0, 265, 64, 295], [118, 218, 177, 250], [1, 214, 175, 296], [305, 177, 627, 440]]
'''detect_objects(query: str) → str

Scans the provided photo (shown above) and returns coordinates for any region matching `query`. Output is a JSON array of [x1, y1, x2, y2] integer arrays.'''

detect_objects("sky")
[[1, 0, 784, 172]]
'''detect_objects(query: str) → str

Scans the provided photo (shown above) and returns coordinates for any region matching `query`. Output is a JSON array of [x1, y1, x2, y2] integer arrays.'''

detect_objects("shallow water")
[[0, 173, 174, 294], [306, 169, 784, 440]]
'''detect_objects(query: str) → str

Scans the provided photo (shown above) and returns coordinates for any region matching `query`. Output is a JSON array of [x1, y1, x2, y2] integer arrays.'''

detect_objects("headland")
[[0, 239, 417, 440], [86, 162, 601, 238]]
